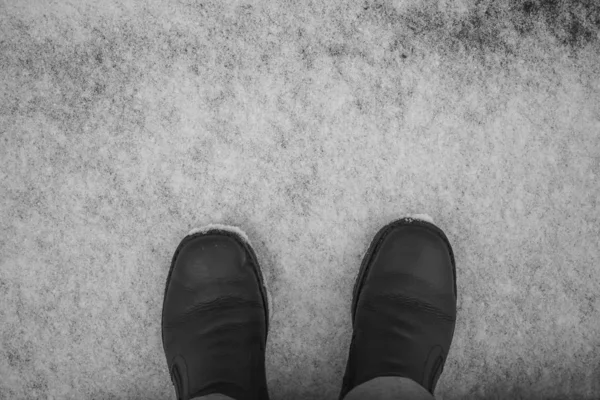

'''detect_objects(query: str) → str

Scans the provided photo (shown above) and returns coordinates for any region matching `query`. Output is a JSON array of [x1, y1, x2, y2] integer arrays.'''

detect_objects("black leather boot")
[[339, 217, 458, 399], [162, 225, 271, 400]]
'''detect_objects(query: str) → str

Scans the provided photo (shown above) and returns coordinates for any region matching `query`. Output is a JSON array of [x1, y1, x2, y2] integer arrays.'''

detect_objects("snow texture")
[[1, 0, 599, 399]]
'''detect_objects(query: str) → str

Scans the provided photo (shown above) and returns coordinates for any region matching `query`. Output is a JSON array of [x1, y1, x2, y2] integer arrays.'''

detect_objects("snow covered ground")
[[1, 1, 599, 399]]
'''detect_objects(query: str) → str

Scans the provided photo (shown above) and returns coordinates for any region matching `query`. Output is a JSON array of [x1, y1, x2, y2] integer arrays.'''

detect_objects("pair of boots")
[[162, 216, 457, 400]]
